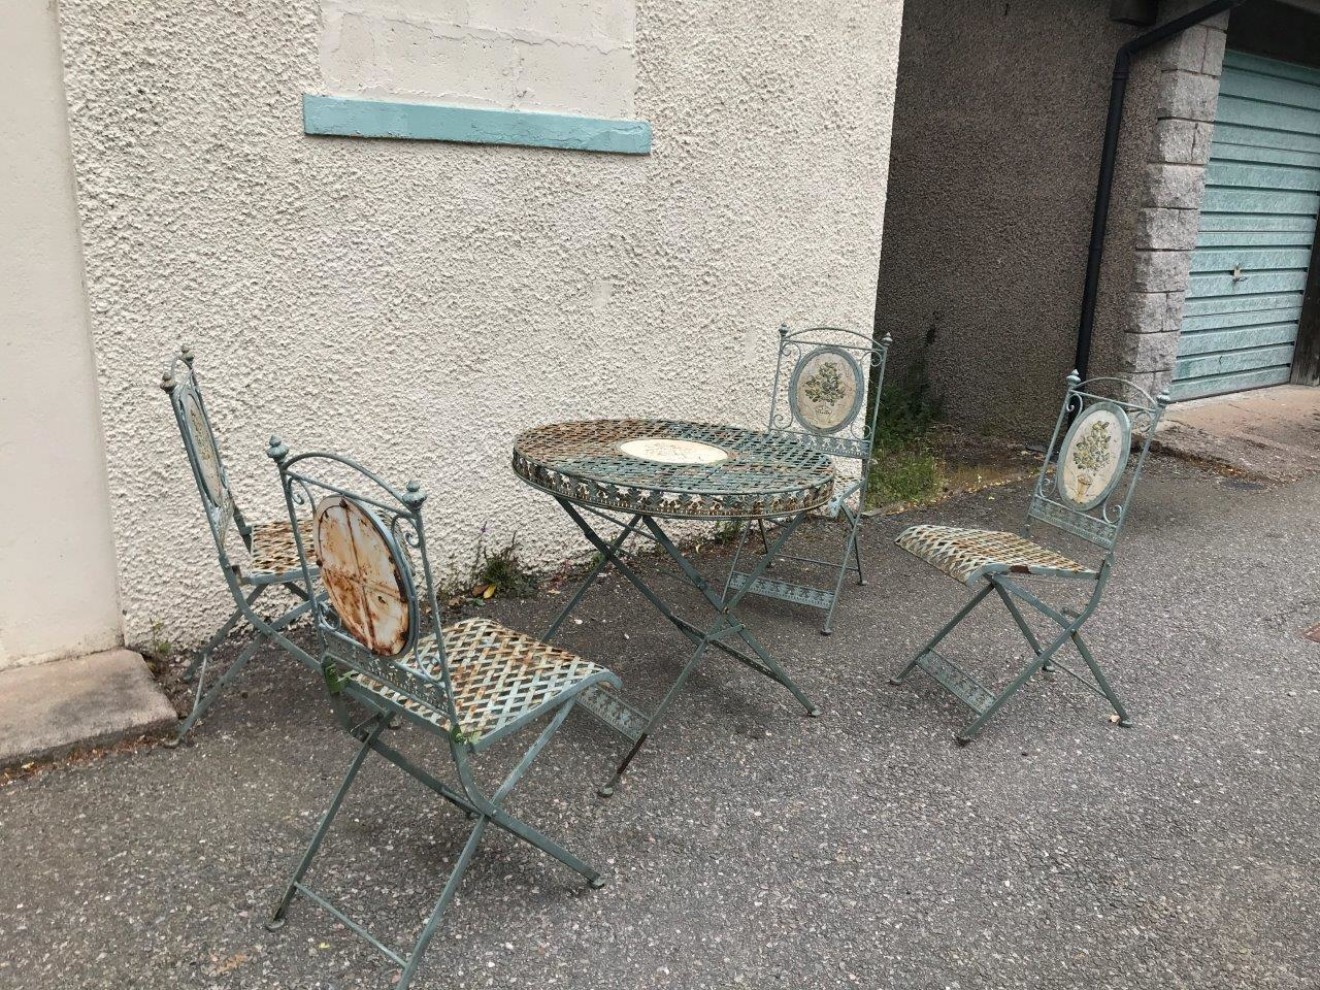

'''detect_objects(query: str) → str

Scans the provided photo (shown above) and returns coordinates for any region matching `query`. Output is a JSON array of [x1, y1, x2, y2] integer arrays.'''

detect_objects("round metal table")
[[512, 419, 835, 795], [512, 419, 835, 520]]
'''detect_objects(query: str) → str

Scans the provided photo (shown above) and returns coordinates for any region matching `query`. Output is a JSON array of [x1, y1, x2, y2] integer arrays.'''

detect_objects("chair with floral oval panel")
[[723, 324, 892, 634], [160, 346, 321, 737], [890, 371, 1169, 743], [263, 440, 620, 990]]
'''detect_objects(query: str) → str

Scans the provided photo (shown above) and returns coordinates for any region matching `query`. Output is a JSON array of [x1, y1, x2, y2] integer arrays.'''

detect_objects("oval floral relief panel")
[[789, 346, 864, 434], [314, 495, 416, 656], [182, 391, 226, 506], [1057, 402, 1131, 512]]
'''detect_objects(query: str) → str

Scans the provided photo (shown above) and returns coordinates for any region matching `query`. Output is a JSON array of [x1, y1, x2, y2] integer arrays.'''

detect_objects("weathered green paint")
[[302, 94, 652, 155], [1173, 51, 1320, 402]]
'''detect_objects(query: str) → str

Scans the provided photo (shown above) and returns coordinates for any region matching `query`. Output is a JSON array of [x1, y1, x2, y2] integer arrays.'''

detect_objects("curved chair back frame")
[[1026, 372, 1170, 552], [268, 443, 463, 736]]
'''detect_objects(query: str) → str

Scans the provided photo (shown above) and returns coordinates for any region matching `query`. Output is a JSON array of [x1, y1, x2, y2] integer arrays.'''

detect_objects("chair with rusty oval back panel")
[[723, 324, 892, 634], [159, 345, 321, 737], [890, 371, 1170, 743], [263, 439, 620, 990]]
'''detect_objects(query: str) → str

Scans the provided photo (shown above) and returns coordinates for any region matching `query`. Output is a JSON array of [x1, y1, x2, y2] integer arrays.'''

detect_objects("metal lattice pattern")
[[512, 419, 834, 520], [346, 618, 611, 742], [238, 518, 314, 581], [896, 525, 1093, 586]]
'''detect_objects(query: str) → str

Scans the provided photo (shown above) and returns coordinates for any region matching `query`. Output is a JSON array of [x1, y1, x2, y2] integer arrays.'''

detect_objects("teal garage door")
[[1172, 51, 1320, 401]]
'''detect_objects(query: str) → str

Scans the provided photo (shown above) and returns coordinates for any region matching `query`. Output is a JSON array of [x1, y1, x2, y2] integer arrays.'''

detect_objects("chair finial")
[[880, 332, 894, 346], [267, 435, 289, 464], [181, 344, 195, 367], [1156, 387, 1172, 407], [160, 368, 176, 392], [402, 479, 427, 508], [778, 323, 790, 338], [1066, 368, 1082, 388]]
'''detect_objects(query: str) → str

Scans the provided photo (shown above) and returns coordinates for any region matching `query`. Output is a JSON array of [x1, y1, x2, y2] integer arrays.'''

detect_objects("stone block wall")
[[1120, 12, 1229, 398]]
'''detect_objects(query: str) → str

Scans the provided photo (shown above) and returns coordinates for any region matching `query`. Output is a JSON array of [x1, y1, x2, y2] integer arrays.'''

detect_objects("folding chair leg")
[[891, 582, 995, 685], [182, 587, 265, 681], [1072, 631, 1132, 727], [177, 633, 267, 738], [395, 817, 488, 990], [822, 512, 864, 636], [993, 581, 1055, 674], [266, 719, 385, 929]]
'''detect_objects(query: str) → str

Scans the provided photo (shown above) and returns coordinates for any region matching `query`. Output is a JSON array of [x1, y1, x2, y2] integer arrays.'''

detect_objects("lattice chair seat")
[[238, 518, 315, 582], [345, 618, 613, 744], [896, 524, 1094, 586]]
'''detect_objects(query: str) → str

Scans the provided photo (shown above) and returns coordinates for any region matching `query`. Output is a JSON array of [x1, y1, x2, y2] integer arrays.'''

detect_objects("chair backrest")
[[267, 439, 460, 733], [1025, 372, 1169, 554], [161, 345, 248, 564], [767, 325, 891, 461]]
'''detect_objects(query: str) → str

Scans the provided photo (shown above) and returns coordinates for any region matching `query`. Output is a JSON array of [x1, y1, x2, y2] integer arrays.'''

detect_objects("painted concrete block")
[[380, 20, 517, 106], [468, 0, 635, 45], [513, 39, 634, 117]]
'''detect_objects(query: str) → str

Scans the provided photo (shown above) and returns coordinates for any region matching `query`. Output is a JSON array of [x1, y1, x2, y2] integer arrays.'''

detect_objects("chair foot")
[[820, 627, 833, 637], [263, 916, 287, 932], [1118, 717, 1133, 729], [589, 876, 607, 890], [597, 783, 616, 799], [888, 675, 904, 686], [956, 735, 972, 747], [807, 706, 821, 718], [857, 578, 867, 586]]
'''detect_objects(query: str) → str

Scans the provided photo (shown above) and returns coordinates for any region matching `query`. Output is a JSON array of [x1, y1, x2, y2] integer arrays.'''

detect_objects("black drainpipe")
[[1074, 0, 1248, 379]]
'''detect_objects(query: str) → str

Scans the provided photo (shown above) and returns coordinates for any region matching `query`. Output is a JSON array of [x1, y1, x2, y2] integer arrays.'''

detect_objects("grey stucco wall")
[[874, 0, 1185, 436], [58, 0, 903, 646]]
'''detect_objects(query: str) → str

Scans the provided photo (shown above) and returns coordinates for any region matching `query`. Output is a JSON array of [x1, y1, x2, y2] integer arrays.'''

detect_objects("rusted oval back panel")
[[313, 495, 413, 656]]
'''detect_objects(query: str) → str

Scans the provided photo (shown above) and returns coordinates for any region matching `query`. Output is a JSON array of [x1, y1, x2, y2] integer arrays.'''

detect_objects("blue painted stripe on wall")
[[302, 95, 651, 155]]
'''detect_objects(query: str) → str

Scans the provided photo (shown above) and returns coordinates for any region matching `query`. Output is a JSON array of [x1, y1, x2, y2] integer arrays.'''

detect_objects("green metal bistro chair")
[[160, 346, 320, 737], [263, 438, 620, 989], [725, 324, 891, 634], [890, 371, 1169, 743]]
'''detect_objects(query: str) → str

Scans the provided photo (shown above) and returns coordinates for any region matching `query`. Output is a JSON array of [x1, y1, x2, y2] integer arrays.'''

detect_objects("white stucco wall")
[[57, 0, 904, 647], [0, 0, 122, 669]]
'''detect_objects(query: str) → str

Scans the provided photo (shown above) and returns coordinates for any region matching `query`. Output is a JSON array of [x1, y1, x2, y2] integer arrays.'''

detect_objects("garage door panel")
[[1188, 246, 1314, 272], [1182, 291, 1304, 319], [1200, 187, 1319, 215], [1204, 162, 1320, 193], [1177, 322, 1300, 357]]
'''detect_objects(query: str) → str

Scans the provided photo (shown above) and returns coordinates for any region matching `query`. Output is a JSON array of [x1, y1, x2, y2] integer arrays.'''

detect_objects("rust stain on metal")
[[315, 496, 411, 656]]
